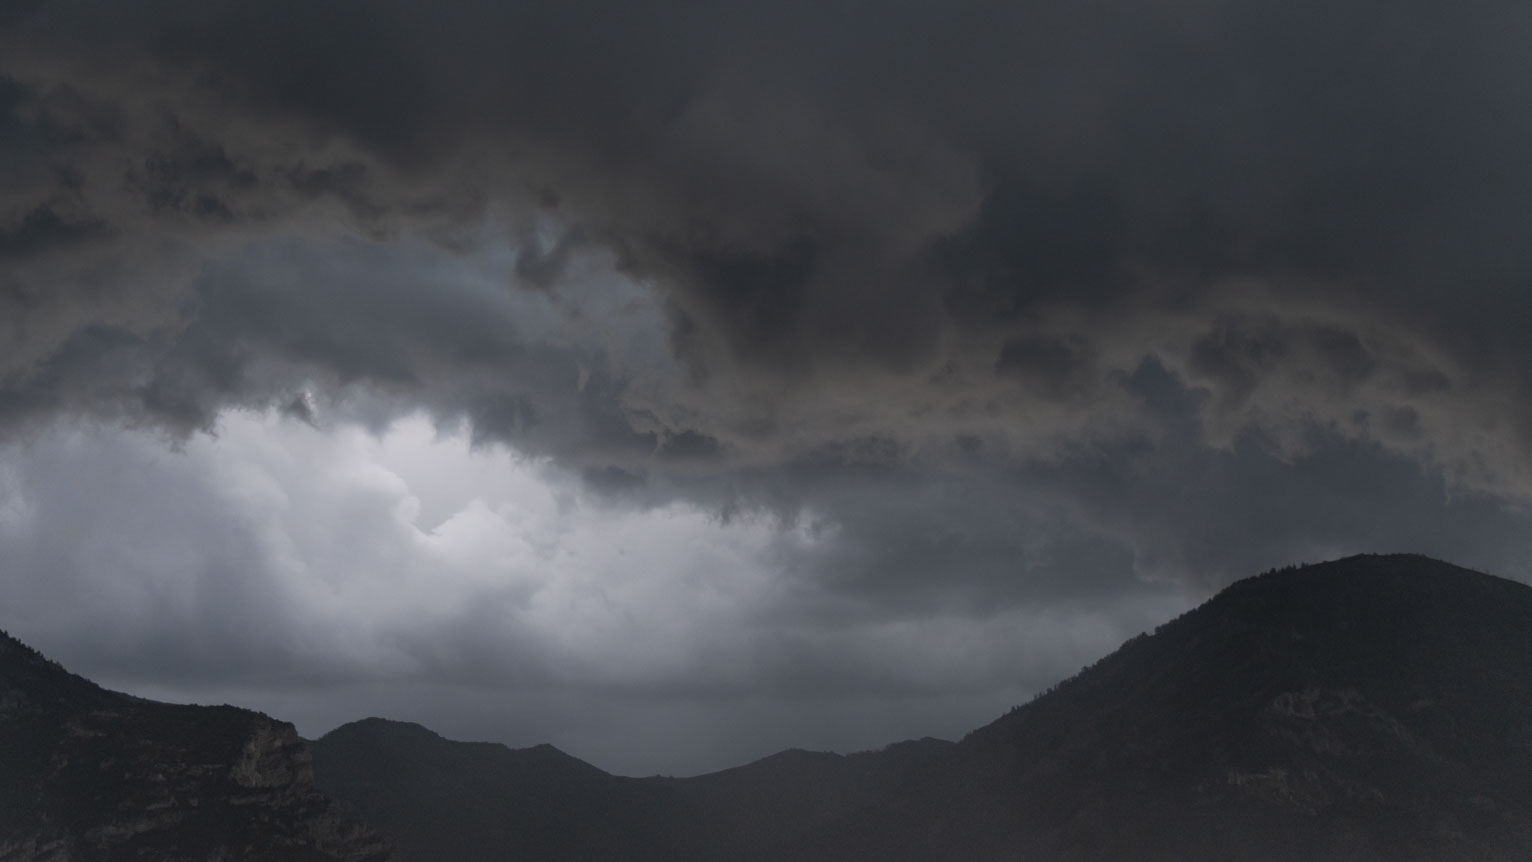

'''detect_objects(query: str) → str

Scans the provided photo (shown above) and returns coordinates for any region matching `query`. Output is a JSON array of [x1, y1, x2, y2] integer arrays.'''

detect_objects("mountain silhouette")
[[310, 716, 955, 861], [800, 553, 1532, 860], [0, 630, 395, 861], [310, 554, 1532, 861], [5, 553, 1532, 860]]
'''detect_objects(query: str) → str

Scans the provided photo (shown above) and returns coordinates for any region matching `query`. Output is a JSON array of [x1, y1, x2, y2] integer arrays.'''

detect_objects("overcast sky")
[[3, 0, 1532, 776]]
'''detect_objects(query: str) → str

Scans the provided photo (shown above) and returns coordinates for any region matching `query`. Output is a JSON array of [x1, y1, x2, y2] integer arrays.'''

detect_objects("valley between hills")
[[4, 554, 1531, 861]]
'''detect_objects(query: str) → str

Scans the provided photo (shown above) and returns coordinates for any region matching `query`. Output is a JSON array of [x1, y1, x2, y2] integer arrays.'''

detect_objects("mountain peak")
[[1246, 551, 1498, 584], [320, 716, 445, 745], [911, 553, 1532, 861], [10, 554, 1532, 861]]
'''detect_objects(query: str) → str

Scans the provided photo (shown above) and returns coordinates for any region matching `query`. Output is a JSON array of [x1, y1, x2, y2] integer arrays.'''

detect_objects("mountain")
[[0, 631, 396, 862], [309, 554, 1532, 861], [5, 553, 1530, 860], [309, 717, 954, 861], [802, 553, 1532, 861], [310, 718, 665, 861]]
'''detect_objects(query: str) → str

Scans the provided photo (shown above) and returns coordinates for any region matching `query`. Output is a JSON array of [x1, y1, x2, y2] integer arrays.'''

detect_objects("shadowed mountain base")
[[4, 554, 1530, 860], [311, 555, 1532, 861]]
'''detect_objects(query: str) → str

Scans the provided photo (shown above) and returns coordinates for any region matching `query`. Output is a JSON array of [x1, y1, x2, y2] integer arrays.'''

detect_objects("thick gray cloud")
[[0, 414, 1183, 774], [5, 1, 1532, 465], [2, 0, 1532, 772]]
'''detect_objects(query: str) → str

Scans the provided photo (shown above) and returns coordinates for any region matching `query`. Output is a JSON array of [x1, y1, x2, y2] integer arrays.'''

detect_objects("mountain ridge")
[[5, 553, 1532, 860], [309, 553, 1532, 861], [856, 553, 1532, 861]]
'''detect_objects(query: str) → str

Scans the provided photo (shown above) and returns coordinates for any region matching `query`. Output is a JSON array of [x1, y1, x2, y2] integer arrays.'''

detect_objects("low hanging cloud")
[[0, 410, 1183, 773]]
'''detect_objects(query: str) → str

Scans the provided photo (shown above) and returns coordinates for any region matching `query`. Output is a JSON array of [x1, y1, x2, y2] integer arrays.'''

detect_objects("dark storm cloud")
[[4, 1, 1530, 462], [5, 0, 1532, 559], [1018, 357, 1532, 587]]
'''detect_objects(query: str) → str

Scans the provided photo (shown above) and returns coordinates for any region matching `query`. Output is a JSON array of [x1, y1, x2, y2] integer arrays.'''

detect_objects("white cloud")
[[0, 407, 1186, 773]]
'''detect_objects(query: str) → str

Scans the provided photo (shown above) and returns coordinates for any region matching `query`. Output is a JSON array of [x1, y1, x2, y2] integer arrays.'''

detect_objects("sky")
[[2, 0, 1532, 776]]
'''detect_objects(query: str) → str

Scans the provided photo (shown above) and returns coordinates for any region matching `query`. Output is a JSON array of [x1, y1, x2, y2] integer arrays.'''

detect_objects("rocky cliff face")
[[0, 632, 396, 862]]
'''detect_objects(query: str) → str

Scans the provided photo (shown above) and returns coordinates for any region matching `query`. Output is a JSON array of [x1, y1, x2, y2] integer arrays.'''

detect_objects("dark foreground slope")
[[0, 632, 395, 862], [312, 554, 1532, 861], [812, 553, 1532, 861]]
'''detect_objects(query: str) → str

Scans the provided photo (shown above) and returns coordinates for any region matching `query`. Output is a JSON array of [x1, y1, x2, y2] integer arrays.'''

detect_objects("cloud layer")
[[6, 1, 1532, 483]]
